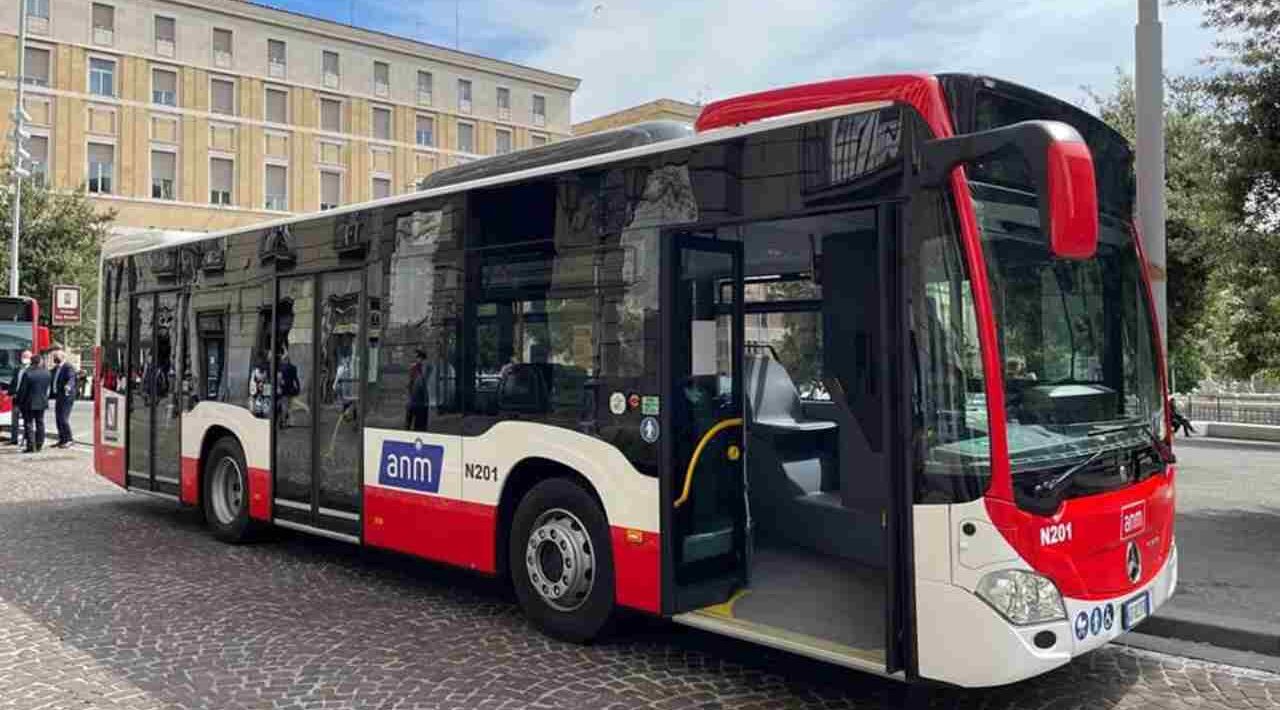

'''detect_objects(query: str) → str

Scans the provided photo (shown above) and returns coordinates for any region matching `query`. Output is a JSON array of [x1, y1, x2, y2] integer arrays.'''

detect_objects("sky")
[[264, 0, 1225, 122]]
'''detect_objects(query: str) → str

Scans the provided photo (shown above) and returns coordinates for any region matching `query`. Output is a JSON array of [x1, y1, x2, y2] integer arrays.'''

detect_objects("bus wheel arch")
[[499, 458, 616, 642], [200, 430, 257, 543]]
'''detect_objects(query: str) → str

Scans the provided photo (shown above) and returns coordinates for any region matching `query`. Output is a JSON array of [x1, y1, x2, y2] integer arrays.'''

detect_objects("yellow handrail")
[[673, 417, 744, 509]]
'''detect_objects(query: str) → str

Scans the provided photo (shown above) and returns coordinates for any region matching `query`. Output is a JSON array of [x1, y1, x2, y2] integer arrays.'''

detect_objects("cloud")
[[288, 0, 1224, 122]]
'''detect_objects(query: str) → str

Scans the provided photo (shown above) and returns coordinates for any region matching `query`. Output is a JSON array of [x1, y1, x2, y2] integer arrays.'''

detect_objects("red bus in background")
[[0, 296, 52, 418]]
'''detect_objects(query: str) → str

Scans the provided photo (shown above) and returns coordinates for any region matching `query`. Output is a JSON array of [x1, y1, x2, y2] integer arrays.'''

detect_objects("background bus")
[[0, 296, 52, 420], [94, 72, 1175, 688]]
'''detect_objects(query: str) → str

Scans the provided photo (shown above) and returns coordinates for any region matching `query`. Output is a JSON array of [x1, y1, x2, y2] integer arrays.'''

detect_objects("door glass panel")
[[152, 292, 182, 483], [275, 276, 314, 503], [318, 271, 363, 512], [127, 294, 153, 478], [671, 244, 744, 583]]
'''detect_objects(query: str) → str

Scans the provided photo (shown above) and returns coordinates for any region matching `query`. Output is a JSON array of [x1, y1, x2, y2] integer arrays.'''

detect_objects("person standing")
[[405, 348, 431, 431], [7, 350, 31, 446], [17, 354, 51, 452], [51, 350, 77, 448]]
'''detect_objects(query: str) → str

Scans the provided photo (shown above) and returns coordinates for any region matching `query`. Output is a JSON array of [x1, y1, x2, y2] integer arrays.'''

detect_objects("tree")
[[1087, 73, 1233, 390], [0, 172, 113, 352], [1173, 0, 1280, 379]]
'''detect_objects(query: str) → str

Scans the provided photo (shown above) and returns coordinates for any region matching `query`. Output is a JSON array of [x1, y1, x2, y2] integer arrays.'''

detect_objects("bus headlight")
[[975, 569, 1067, 625]]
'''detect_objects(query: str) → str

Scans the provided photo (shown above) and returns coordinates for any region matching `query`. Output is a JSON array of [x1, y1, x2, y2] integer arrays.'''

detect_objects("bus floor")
[[714, 542, 886, 658]]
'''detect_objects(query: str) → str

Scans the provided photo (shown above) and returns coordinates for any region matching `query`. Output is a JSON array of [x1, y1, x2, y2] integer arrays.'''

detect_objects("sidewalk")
[[1128, 435, 1280, 658]]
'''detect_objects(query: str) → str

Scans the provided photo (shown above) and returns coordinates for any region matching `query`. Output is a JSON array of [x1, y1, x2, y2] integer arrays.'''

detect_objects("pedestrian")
[[17, 354, 51, 453], [1170, 396, 1196, 437], [6, 350, 31, 447], [51, 350, 77, 448], [277, 351, 303, 427], [406, 348, 431, 431]]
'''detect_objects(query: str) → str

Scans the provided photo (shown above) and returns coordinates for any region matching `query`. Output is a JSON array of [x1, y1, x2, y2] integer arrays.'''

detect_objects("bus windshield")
[[966, 88, 1163, 477]]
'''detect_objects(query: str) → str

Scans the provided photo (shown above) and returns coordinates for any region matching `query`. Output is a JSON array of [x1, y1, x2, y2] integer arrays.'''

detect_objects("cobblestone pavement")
[[1, 448, 1278, 709]]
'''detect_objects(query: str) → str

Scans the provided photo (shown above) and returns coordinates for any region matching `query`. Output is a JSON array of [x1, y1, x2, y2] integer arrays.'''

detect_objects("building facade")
[[572, 98, 699, 136], [1, 0, 579, 235]]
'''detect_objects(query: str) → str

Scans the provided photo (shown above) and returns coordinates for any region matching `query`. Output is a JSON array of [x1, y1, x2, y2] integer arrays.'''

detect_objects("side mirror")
[[919, 120, 1098, 260]]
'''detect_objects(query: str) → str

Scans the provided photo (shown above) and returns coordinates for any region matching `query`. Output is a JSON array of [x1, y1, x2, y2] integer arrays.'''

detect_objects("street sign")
[[52, 284, 81, 325]]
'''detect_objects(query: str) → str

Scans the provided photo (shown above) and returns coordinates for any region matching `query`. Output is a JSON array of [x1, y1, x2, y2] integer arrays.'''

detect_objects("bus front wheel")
[[509, 478, 616, 643], [203, 437, 256, 543]]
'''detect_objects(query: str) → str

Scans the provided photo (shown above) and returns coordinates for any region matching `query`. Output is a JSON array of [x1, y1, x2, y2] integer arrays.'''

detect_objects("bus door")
[[271, 271, 364, 540], [663, 235, 747, 611], [127, 290, 185, 497]]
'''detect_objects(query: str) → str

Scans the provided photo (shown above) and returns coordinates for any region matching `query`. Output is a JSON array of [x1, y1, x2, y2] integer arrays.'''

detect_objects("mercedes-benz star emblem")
[[1126, 541, 1142, 584]]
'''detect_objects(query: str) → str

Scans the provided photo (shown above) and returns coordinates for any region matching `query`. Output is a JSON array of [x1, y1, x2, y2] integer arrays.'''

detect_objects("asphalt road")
[[2, 449, 1279, 709], [1164, 437, 1280, 626]]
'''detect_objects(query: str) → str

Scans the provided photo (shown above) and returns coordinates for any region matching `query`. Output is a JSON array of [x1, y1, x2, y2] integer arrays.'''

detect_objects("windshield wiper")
[[1033, 448, 1106, 497], [1088, 421, 1175, 465]]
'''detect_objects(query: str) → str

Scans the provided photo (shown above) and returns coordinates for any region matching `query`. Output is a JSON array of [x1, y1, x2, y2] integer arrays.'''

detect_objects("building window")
[[23, 47, 50, 87], [372, 176, 391, 200], [261, 87, 286, 124], [210, 157, 234, 205], [92, 3, 114, 45], [532, 95, 546, 127], [319, 97, 342, 133], [27, 0, 49, 19], [373, 61, 390, 97], [497, 87, 510, 120], [265, 164, 288, 211], [457, 79, 472, 113], [89, 57, 115, 97], [417, 70, 432, 105], [372, 106, 392, 140], [151, 150, 176, 200], [495, 128, 512, 155], [152, 68, 177, 106], [29, 135, 48, 186], [320, 170, 341, 210], [268, 39, 286, 78], [212, 28, 233, 68], [211, 77, 236, 116], [415, 115, 434, 147], [531, 133, 547, 147], [457, 122, 474, 154], [154, 16, 175, 57], [322, 50, 340, 89], [87, 142, 113, 193]]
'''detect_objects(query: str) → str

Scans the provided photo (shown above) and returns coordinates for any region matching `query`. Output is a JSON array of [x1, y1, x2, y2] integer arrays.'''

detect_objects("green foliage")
[[0, 173, 113, 351], [1171, 0, 1280, 379]]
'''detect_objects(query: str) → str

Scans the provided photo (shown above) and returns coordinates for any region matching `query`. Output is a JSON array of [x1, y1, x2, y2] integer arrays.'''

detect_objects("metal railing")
[[1179, 395, 1280, 426]]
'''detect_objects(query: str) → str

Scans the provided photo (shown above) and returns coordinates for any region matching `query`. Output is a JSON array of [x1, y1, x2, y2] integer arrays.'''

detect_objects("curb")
[[1172, 436, 1280, 454], [1138, 607, 1280, 657]]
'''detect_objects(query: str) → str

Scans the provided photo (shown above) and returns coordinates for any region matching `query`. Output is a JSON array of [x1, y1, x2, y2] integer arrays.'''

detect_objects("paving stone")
[[0, 449, 1278, 709]]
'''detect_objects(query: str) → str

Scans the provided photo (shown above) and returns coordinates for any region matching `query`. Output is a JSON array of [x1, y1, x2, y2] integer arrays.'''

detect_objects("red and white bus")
[[0, 296, 52, 418], [93, 73, 1176, 687]]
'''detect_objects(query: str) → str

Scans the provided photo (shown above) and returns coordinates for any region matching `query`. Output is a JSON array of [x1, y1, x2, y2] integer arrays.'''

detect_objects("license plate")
[[1122, 591, 1150, 630]]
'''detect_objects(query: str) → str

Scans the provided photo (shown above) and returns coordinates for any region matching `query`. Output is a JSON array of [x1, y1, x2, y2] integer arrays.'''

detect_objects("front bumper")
[[1062, 542, 1178, 656]]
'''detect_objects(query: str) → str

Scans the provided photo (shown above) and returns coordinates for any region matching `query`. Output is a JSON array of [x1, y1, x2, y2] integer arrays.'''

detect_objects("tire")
[[203, 436, 256, 543], [509, 477, 616, 643]]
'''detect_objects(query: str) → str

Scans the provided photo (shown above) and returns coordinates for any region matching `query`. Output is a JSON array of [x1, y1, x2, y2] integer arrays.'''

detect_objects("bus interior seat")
[[744, 354, 882, 565]]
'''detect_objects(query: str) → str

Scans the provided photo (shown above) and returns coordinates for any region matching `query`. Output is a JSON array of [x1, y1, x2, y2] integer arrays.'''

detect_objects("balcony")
[[323, 72, 340, 89], [375, 81, 389, 98], [214, 51, 232, 69], [93, 27, 114, 46], [269, 60, 286, 79], [156, 39, 174, 58], [27, 15, 49, 35], [458, 99, 472, 114], [417, 90, 432, 106], [533, 113, 546, 128]]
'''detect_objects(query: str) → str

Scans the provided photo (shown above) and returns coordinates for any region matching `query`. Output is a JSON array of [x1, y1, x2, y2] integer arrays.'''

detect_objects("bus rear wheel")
[[509, 478, 615, 643], [203, 437, 256, 543]]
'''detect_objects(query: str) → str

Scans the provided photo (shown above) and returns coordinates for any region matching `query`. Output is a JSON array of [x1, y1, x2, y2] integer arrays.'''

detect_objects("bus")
[[93, 73, 1176, 688], [0, 296, 52, 420]]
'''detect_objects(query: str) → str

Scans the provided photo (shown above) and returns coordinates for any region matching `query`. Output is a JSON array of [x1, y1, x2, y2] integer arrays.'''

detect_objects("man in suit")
[[17, 354, 51, 452], [7, 350, 31, 446], [51, 350, 77, 448]]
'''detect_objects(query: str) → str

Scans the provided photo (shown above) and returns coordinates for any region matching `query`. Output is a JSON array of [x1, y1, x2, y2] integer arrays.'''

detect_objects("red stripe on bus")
[[610, 527, 660, 613], [96, 444, 126, 487], [180, 457, 199, 505], [363, 486, 497, 573], [248, 467, 271, 521]]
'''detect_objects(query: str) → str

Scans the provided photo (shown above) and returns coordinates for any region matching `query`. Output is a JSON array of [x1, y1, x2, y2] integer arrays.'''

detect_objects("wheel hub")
[[210, 457, 244, 525], [525, 508, 594, 612]]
